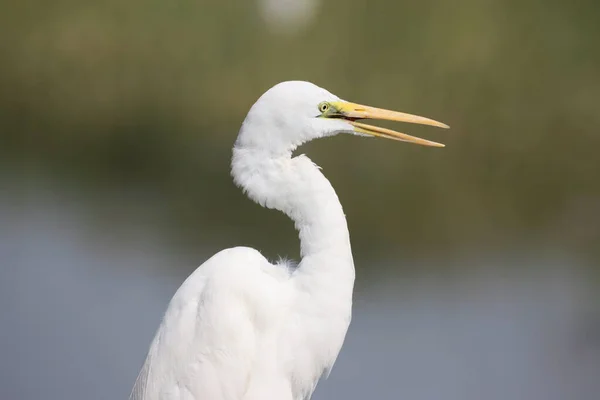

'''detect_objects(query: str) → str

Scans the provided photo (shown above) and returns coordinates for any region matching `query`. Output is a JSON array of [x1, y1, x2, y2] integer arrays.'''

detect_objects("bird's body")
[[131, 244, 351, 400], [131, 81, 447, 400]]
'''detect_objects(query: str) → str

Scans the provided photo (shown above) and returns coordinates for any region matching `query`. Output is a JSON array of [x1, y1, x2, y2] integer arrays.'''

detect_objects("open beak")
[[329, 101, 449, 147]]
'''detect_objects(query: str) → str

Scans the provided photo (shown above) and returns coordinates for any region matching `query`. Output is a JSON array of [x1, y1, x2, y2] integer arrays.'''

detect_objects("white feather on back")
[[130, 247, 292, 400]]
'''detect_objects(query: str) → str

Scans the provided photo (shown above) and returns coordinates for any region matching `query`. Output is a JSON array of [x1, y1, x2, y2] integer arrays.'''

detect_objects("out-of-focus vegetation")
[[1, 0, 599, 265]]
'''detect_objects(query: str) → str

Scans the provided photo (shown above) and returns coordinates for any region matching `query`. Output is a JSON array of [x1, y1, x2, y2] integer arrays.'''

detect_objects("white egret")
[[130, 81, 448, 400]]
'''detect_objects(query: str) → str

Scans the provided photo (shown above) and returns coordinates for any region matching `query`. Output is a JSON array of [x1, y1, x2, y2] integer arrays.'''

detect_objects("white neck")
[[231, 142, 356, 398], [231, 144, 355, 278]]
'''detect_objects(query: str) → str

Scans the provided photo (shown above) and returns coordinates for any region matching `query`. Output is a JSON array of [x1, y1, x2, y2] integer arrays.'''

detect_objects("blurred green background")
[[1, 1, 599, 399]]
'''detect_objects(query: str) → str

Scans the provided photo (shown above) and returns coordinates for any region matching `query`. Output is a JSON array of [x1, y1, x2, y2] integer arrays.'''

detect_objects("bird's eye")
[[318, 102, 330, 113]]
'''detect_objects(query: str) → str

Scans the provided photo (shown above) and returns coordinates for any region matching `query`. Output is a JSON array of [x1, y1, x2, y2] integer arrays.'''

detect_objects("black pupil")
[[322, 105, 327, 111]]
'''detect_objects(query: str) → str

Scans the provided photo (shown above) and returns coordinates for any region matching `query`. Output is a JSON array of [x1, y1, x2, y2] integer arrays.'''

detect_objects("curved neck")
[[231, 146, 353, 263], [232, 143, 355, 400]]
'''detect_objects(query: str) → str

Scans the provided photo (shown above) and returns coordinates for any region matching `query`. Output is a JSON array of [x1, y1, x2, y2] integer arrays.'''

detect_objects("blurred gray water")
[[1, 177, 599, 400]]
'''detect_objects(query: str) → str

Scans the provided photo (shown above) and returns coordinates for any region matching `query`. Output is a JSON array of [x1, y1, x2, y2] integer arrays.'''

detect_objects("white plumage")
[[130, 81, 447, 400]]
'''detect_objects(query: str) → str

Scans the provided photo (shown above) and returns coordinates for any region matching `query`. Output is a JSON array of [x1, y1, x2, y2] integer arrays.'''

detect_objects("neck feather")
[[231, 146, 353, 261]]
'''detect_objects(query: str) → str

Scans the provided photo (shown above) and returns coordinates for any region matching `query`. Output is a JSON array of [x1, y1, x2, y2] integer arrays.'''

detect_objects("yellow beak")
[[329, 101, 449, 147]]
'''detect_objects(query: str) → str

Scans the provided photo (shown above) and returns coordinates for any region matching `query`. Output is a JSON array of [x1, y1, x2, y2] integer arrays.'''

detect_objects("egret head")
[[236, 81, 448, 155]]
